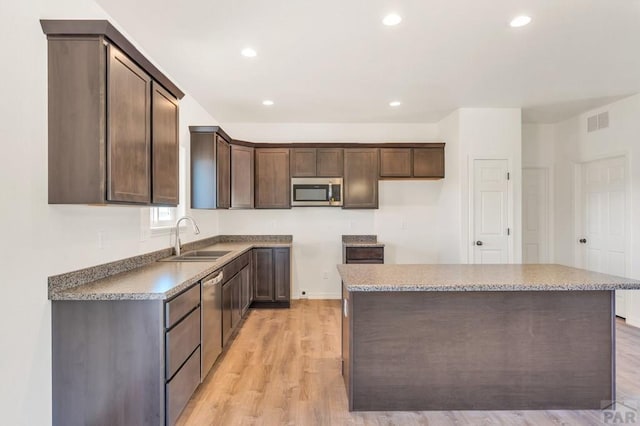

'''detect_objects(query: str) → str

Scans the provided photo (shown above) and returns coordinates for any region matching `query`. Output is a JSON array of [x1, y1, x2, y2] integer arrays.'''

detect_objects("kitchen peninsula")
[[337, 264, 640, 411]]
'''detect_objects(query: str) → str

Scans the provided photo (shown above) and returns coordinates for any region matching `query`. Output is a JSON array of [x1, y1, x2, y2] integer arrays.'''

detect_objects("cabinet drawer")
[[222, 251, 250, 280], [165, 284, 200, 329], [166, 306, 201, 380], [345, 247, 384, 261], [166, 348, 201, 426]]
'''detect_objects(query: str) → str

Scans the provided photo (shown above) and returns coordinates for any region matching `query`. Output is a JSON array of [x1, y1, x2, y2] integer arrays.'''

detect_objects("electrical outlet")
[[323, 271, 329, 279], [98, 231, 105, 249]]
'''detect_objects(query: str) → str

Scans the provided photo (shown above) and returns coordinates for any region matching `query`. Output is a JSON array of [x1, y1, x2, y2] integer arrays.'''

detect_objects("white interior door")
[[523, 168, 549, 263], [473, 159, 510, 264], [581, 156, 628, 317]]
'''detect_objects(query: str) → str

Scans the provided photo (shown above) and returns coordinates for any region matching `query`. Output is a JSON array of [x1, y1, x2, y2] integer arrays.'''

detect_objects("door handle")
[[203, 271, 224, 287], [579, 238, 587, 244], [475, 241, 483, 246]]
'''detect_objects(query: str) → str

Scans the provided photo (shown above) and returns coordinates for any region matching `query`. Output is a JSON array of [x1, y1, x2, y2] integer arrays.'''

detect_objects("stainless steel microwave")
[[291, 178, 343, 207]]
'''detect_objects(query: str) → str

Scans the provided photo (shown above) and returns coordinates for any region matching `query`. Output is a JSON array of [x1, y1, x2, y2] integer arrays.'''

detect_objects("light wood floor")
[[178, 300, 640, 425]]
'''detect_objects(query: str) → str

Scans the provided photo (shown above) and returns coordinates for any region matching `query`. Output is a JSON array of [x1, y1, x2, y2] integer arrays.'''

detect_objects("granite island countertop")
[[337, 264, 640, 292], [51, 241, 291, 301]]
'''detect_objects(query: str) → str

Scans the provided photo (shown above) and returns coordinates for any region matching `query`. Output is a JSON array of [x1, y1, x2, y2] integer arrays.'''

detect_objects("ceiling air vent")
[[587, 111, 609, 133]]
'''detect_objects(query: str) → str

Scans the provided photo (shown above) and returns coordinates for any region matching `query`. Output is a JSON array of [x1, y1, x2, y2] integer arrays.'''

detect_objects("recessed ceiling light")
[[383, 14, 402, 26], [389, 101, 401, 107], [241, 47, 257, 57], [262, 100, 274, 106], [509, 15, 532, 28]]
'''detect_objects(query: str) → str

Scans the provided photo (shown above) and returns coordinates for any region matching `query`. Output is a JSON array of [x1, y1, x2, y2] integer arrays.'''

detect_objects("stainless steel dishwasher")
[[201, 270, 224, 381]]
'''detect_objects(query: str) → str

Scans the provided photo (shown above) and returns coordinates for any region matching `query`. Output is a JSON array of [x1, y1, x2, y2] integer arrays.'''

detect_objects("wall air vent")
[[587, 111, 609, 133], [597, 112, 609, 129]]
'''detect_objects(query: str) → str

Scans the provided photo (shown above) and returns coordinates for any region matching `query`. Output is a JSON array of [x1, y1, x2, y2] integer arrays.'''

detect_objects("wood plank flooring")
[[177, 300, 640, 425]]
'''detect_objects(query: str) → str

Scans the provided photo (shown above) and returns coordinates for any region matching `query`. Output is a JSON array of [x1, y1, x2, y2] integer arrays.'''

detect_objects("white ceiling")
[[97, 0, 640, 124]]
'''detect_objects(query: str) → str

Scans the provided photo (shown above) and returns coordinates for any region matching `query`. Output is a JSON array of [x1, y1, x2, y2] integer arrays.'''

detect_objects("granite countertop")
[[51, 241, 291, 301], [337, 264, 640, 292], [342, 234, 385, 248], [343, 242, 386, 248]]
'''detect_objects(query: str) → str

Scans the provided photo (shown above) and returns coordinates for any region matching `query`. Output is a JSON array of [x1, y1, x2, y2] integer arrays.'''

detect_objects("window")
[[150, 206, 178, 229], [150, 146, 186, 231]]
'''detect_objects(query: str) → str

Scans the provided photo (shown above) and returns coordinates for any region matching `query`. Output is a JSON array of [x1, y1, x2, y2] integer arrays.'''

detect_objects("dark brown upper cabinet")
[[413, 147, 445, 178], [290, 148, 316, 177], [230, 145, 254, 209], [343, 149, 379, 209], [317, 148, 344, 177], [255, 149, 291, 209], [42, 21, 183, 205], [151, 83, 179, 205], [216, 137, 231, 208], [190, 127, 231, 209], [291, 148, 343, 177], [379, 146, 445, 179], [106, 45, 152, 204], [379, 148, 412, 178]]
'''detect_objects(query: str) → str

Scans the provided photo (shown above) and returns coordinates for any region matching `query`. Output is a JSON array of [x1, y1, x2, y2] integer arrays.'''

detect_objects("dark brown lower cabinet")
[[344, 246, 384, 264], [252, 247, 291, 307], [52, 283, 202, 426], [222, 272, 243, 347], [221, 277, 233, 347], [241, 265, 252, 316], [232, 273, 242, 328], [221, 252, 253, 347], [253, 248, 274, 302]]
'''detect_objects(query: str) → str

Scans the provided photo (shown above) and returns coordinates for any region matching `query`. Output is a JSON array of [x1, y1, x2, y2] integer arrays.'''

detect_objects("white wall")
[[522, 123, 555, 168], [551, 94, 640, 327], [223, 122, 439, 143], [0, 1, 219, 424]]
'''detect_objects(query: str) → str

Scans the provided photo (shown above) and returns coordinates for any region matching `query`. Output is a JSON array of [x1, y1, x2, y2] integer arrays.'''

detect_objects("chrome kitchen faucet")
[[174, 216, 200, 256]]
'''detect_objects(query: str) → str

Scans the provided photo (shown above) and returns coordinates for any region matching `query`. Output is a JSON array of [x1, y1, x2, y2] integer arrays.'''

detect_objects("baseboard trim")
[[624, 316, 640, 329], [293, 292, 341, 300]]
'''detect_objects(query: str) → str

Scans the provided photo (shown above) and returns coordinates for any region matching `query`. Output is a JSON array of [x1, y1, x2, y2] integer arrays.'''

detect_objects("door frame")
[[573, 153, 631, 272], [468, 157, 516, 264], [522, 166, 554, 263]]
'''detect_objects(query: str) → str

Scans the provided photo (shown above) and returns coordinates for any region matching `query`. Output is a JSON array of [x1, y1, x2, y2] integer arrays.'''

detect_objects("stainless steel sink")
[[160, 250, 231, 262]]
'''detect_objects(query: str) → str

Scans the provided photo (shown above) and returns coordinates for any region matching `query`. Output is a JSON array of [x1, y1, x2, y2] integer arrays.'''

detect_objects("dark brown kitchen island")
[[337, 264, 640, 411]]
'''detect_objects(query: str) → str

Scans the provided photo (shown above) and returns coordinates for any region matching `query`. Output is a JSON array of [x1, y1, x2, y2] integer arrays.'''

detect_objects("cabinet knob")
[[475, 241, 483, 246]]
